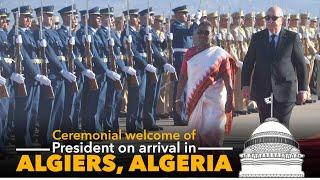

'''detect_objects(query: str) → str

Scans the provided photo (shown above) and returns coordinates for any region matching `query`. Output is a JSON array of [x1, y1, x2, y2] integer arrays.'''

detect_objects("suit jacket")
[[241, 28, 307, 103]]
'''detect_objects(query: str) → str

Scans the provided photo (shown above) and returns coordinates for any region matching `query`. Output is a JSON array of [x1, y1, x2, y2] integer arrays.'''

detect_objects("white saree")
[[186, 46, 231, 146]]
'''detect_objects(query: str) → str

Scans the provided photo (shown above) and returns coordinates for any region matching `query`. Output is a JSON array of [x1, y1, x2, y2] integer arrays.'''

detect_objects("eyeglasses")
[[197, 30, 210, 36], [265, 15, 281, 21]]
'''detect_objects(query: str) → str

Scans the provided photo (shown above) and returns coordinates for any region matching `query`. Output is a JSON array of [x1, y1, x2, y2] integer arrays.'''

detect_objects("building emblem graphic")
[[239, 94, 304, 177]]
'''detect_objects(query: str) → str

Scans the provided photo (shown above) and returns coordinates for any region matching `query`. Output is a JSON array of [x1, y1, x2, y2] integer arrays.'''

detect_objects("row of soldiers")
[[0, 2, 320, 151], [195, 10, 320, 115]]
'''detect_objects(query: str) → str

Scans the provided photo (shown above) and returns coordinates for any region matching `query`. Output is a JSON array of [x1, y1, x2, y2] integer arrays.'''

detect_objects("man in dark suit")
[[241, 6, 308, 128]]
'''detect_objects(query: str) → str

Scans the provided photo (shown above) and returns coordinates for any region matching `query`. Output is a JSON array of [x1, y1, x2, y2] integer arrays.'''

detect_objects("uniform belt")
[[32, 58, 42, 64], [102, 57, 108, 63], [3, 58, 14, 64], [173, 48, 188, 53], [57, 56, 66, 61], [139, 53, 147, 58]]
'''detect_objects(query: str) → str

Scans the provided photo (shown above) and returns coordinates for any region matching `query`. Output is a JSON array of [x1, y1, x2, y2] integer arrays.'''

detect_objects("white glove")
[[304, 56, 310, 64], [10, 73, 25, 84], [69, 37, 75, 45], [216, 33, 222, 40], [166, 33, 173, 40], [315, 54, 320, 61], [60, 70, 77, 83], [35, 74, 51, 86], [16, 35, 23, 44], [106, 70, 121, 81], [145, 64, 157, 73], [82, 69, 95, 79], [122, 66, 136, 76], [38, 39, 47, 47], [108, 38, 115, 46], [82, 35, 92, 43], [237, 34, 244, 42], [303, 32, 309, 39], [235, 60, 243, 69], [195, 10, 202, 20], [123, 35, 133, 44], [163, 63, 176, 73], [227, 33, 233, 41], [0, 75, 6, 85], [144, 33, 152, 41]]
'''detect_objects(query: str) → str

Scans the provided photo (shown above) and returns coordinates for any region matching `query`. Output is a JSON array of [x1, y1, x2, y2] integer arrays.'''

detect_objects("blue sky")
[[1, 0, 320, 18]]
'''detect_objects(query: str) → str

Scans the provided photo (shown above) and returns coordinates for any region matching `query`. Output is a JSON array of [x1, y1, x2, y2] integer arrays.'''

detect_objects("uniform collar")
[[20, 27, 28, 32], [89, 26, 97, 33], [102, 25, 111, 31], [268, 29, 281, 37], [130, 26, 136, 32], [61, 25, 71, 31]]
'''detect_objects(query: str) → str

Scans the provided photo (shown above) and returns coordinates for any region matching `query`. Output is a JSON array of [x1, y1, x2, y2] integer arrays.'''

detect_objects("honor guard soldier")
[[115, 16, 124, 39], [299, 13, 318, 103], [219, 13, 231, 46], [288, 14, 300, 33], [57, 5, 95, 132], [139, 7, 176, 131], [171, 5, 200, 126], [120, 9, 145, 132], [283, 14, 290, 29], [81, 7, 120, 132], [255, 11, 266, 32], [3, 12, 10, 32], [114, 15, 128, 115], [97, 6, 134, 132], [34, 5, 77, 145], [207, 11, 221, 46], [154, 14, 172, 116], [309, 16, 320, 100], [53, 16, 60, 30], [8, 5, 47, 147], [231, 10, 249, 115], [0, 9, 20, 152], [244, 12, 256, 42]]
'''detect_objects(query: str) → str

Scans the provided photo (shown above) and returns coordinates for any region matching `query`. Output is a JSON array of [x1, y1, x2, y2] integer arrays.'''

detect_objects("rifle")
[[38, 0, 55, 99], [0, 67, 9, 98], [167, 2, 178, 81], [107, 4, 123, 91], [83, 0, 98, 90], [14, 4, 27, 97], [145, 0, 158, 84], [67, 2, 78, 92], [125, 0, 139, 87]]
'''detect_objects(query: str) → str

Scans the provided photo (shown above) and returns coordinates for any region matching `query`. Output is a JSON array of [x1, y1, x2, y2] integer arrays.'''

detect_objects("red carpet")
[[299, 137, 320, 176]]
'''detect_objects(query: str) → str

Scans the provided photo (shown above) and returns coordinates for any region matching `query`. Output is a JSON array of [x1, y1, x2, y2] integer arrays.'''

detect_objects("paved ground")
[[0, 101, 319, 177], [116, 101, 320, 147]]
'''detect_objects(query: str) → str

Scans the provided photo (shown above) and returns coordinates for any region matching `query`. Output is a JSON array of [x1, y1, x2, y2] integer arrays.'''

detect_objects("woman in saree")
[[175, 21, 235, 146]]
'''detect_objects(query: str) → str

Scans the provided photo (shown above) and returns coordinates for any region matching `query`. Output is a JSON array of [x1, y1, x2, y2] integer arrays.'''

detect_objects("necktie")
[[270, 34, 276, 58]]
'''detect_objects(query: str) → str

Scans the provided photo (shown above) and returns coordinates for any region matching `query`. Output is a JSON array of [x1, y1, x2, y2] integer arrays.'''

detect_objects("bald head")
[[267, 6, 284, 17], [266, 6, 284, 34]]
